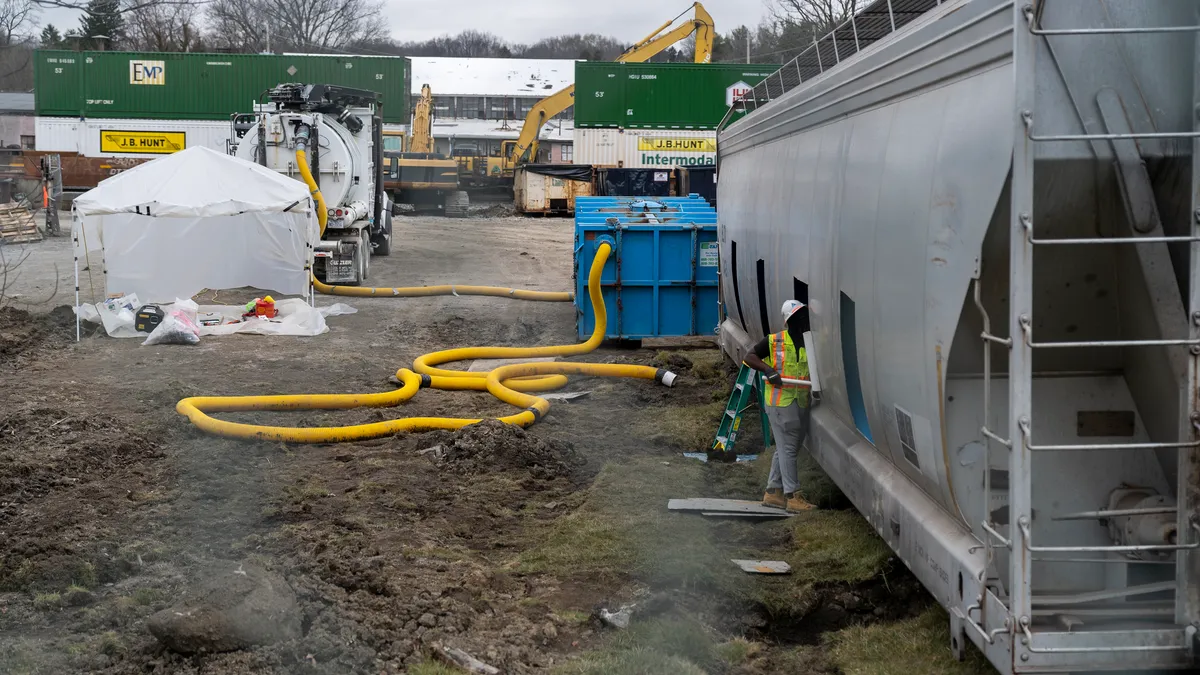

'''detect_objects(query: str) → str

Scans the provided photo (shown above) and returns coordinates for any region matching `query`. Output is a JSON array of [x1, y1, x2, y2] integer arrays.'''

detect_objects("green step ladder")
[[708, 363, 773, 461]]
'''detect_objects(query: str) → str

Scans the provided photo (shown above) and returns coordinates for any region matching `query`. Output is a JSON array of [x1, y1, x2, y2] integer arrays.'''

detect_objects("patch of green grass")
[[555, 610, 592, 625], [788, 510, 893, 585], [715, 637, 762, 666], [72, 561, 97, 589], [556, 648, 707, 675], [520, 458, 745, 594], [408, 662, 465, 675], [132, 588, 163, 606], [826, 606, 992, 675], [97, 632, 125, 657], [636, 401, 728, 451], [32, 592, 61, 610]]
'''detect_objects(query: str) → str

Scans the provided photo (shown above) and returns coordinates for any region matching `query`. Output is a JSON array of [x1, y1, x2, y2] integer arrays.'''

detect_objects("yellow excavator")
[[385, 84, 469, 217], [496, 2, 715, 179]]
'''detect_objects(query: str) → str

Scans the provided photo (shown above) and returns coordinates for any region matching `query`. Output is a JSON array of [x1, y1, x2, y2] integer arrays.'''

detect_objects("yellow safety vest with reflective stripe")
[[765, 330, 810, 408]]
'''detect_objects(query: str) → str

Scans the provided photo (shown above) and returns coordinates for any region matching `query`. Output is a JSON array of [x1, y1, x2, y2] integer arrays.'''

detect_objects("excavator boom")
[[410, 84, 434, 154], [507, 2, 714, 166]]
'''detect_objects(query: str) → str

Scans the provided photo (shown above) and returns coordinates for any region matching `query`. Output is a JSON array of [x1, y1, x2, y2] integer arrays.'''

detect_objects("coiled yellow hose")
[[176, 242, 676, 443], [292, 147, 572, 302]]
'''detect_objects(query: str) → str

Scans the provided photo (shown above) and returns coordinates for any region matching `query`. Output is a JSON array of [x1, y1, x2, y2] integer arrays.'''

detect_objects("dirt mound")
[[418, 419, 583, 480], [0, 407, 162, 510], [0, 305, 73, 364]]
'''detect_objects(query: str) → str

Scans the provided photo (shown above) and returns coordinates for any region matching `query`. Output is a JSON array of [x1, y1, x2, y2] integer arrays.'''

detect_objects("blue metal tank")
[[574, 195, 718, 340]]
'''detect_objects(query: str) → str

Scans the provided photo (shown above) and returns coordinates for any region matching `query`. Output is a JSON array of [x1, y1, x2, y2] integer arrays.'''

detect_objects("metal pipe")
[[1033, 581, 1177, 605], [972, 275, 996, 580], [981, 332, 1013, 346], [1018, 520, 1200, 553], [982, 426, 1012, 448], [813, 28, 823, 73], [1029, 130, 1200, 142], [982, 521, 1012, 549], [1053, 507, 1178, 521], [1020, 622, 1191, 654], [1019, 417, 1200, 452], [885, 0, 896, 32], [1021, 5, 1200, 37], [1033, 557, 1176, 565]]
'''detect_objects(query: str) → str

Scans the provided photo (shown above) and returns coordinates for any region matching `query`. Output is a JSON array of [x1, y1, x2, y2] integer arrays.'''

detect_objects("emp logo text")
[[129, 60, 165, 85]]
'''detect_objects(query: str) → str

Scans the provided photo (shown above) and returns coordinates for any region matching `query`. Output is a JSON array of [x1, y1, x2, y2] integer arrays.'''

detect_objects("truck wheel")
[[371, 210, 392, 256]]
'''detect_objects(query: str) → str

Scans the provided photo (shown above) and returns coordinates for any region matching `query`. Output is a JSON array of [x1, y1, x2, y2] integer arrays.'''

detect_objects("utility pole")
[[745, 34, 750, 63]]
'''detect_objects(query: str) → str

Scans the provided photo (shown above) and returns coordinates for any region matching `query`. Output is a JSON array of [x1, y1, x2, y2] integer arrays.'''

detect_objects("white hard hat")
[[781, 299, 806, 320]]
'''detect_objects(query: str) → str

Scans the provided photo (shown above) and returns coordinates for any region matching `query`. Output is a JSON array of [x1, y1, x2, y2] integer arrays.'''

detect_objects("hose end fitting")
[[526, 406, 544, 421], [419, 374, 432, 389], [656, 369, 678, 387]]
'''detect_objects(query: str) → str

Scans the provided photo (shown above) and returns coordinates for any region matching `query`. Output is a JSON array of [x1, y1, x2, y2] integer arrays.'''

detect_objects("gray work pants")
[[765, 400, 811, 495]]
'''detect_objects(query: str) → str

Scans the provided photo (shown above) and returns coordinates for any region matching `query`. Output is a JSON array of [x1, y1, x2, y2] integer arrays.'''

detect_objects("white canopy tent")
[[73, 146, 319, 304]]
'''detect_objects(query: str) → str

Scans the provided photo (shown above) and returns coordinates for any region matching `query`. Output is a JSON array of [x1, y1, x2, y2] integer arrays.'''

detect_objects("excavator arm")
[[410, 84, 434, 154], [508, 2, 715, 166]]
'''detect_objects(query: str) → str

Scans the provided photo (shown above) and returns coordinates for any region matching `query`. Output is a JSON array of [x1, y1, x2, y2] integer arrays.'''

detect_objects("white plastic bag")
[[142, 308, 201, 346]]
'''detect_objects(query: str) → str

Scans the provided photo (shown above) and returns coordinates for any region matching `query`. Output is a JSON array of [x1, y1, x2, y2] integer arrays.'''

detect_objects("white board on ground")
[[667, 498, 790, 516], [731, 560, 792, 574]]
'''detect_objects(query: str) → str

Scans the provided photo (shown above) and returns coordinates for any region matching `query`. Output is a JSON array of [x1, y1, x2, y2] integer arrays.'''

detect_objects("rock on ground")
[[148, 563, 301, 655]]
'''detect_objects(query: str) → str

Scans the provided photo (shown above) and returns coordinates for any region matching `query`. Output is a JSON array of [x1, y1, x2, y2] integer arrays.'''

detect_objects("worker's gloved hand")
[[810, 391, 822, 409], [765, 369, 783, 387]]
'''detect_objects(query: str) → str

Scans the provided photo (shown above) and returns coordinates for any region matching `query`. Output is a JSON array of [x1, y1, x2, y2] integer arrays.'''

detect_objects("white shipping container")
[[36, 117, 233, 158], [573, 128, 717, 169]]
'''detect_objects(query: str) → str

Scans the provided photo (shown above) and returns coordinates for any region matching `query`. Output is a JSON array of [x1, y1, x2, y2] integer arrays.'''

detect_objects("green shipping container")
[[574, 62, 776, 130], [34, 50, 412, 124]]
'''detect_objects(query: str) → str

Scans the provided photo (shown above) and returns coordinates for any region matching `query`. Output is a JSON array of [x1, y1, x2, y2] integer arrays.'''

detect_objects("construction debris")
[[435, 645, 500, 674], [0, 204, 40, 244]]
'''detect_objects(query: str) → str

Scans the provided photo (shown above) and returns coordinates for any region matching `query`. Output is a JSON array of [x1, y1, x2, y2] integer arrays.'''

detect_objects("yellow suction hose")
[[175, 242, 678, 443], [294, 146, 328, 236], [292, 144, 571, 302]]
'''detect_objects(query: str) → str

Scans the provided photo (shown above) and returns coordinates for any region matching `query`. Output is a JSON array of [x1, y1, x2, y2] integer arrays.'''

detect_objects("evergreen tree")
[[78, 0, 123, 49], [39, 23, 62, 48]]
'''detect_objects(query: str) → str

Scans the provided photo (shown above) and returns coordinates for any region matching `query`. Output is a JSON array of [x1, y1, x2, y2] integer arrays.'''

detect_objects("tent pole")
[[74, 253, 80, 342]]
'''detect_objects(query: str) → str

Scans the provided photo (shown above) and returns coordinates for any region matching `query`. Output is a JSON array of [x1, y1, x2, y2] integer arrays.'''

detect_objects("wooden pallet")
[[0, 204, 40, 244]]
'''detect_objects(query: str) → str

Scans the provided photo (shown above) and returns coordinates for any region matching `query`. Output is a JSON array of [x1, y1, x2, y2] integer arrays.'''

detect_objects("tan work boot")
[[761, 488, 787, 509], [786, 492, 817, 512]]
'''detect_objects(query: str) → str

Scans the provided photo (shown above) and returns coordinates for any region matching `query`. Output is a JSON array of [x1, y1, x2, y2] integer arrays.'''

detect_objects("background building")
[[411, 57, 575, 162]]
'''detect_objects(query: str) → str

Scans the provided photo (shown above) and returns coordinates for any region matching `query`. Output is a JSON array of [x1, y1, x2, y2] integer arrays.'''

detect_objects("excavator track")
[[445, 190, 470, 218]]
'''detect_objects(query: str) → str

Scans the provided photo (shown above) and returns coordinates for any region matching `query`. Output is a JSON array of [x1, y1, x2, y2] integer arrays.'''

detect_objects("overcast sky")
[[37, 0, 773, 46]]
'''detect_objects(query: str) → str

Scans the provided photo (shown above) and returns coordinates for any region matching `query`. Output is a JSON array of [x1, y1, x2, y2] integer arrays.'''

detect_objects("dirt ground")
[[0, 214, 992, 674]]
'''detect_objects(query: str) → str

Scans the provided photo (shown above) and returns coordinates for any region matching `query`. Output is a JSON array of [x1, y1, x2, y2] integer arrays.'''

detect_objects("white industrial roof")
[[411, 57, 578, 98], [430, 117, 573, 141]]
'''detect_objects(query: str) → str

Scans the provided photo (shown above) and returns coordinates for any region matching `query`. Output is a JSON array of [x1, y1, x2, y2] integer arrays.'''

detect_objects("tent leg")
[[73, 254, 80, 342]]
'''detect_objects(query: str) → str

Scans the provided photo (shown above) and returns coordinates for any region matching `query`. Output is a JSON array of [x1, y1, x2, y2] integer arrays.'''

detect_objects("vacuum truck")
[[231, 83, 393, 286]]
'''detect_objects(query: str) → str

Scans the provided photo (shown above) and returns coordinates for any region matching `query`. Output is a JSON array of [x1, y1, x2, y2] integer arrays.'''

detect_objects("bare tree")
[[122, 0, 203, 51], [207, 0, 384, 53], [771, 0, 856, 32], [0, 0, 38, 46]]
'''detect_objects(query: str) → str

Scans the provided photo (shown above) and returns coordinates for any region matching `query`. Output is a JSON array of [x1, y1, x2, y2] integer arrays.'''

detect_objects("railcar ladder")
[[969, 1, 1200, 671]]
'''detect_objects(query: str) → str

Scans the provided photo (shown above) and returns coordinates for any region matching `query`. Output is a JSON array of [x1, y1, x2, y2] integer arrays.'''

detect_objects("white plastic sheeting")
[[72, 146, 319, 303], [76, 298, 356, 338]]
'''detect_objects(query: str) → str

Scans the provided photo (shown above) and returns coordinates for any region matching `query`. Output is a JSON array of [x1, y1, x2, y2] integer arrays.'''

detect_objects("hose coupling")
[[655, 369, 678, 387]]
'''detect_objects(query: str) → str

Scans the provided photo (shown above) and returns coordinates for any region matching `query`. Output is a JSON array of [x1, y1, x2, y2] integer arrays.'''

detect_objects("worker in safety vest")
[[743, 299, 819, 512]]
